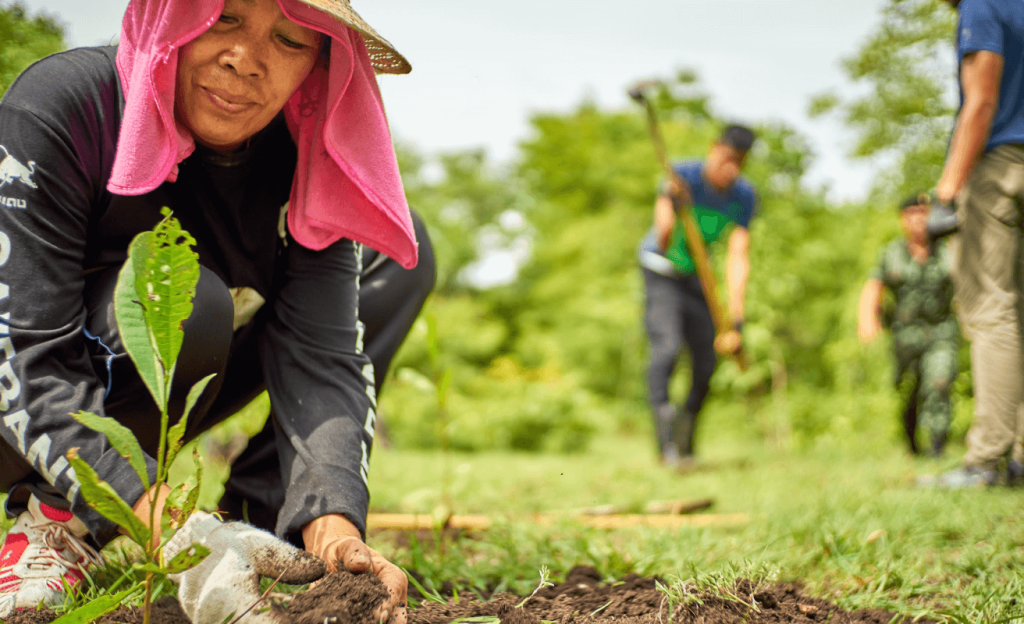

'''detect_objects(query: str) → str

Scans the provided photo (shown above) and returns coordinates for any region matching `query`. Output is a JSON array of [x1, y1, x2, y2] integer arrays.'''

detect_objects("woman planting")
[[0, 0, 433, 621]]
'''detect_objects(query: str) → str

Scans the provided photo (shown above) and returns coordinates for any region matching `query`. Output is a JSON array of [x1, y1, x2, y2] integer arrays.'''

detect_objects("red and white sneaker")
[[0, 495, 102, 618]]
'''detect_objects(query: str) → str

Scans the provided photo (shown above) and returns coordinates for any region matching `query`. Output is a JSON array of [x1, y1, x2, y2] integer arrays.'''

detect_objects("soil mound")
[[5, 596, 189, 624], [99, 596, 192, 624], [407, 565, 934, 624], [281, 569, 391, 624], [4, 571, 390, 624]]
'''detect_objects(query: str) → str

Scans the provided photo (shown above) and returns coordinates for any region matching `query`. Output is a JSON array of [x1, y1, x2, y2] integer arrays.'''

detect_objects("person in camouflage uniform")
[[858, 193, 960, 456]]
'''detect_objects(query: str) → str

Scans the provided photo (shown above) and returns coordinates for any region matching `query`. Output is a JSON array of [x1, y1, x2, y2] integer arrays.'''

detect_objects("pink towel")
[[110, 0, 418, 269]]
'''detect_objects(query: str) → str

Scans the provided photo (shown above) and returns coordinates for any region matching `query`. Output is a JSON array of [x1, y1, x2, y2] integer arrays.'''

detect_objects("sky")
[[22, 0, 907, 202]]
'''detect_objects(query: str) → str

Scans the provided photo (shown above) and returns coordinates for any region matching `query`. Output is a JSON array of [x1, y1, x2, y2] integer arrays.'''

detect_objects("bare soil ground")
[[5, 571, 387, 624], [6, 566, 931, 624], [408, 566, 933, 624]]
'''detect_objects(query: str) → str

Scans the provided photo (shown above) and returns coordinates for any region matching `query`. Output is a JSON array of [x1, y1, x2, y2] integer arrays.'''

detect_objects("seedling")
[[59, 209, 213, 624], [515, 566, 554, 609]]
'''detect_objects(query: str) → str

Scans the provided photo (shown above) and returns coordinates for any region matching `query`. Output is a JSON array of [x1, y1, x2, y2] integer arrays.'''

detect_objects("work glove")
[[927, 198, 959, 240], [164, 512, 327, 624]]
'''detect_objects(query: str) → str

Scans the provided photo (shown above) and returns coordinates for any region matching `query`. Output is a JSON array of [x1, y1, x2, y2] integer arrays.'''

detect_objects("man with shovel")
[[638, 124, 757, 469]]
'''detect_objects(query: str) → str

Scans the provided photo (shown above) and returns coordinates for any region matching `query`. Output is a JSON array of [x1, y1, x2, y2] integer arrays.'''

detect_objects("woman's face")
[[176, 0, 322, 150]]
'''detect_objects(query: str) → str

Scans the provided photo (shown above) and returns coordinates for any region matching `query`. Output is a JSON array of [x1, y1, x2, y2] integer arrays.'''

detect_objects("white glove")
[[165, 512, 326, 624]]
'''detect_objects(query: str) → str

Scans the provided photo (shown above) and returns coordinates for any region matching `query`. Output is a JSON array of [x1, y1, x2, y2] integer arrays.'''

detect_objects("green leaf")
[[115, 231, 166, 412], [163, 447, 204, 535], [71, 411, 150, 491], [66, 449, 152, 548], [180, 446, 204, 521], [132, 561, 169, 574], [48, 584, 142, 624], [137, 541, 210, 575], [166, 542, 210, 574], [138, 213, 200, 379], [166, 373, 216, 469]]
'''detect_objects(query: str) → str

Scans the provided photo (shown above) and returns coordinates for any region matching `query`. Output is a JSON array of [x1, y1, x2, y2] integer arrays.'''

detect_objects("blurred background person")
[[858, 193, 959, 457], [637, 125, 756, 469]]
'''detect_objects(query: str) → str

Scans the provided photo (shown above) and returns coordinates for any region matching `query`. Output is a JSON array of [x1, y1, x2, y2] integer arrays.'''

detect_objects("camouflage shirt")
[[870, 238, 959, 343]]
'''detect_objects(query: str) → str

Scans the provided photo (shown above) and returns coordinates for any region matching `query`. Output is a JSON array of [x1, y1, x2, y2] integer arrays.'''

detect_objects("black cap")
[[719, 124, 756, 153]]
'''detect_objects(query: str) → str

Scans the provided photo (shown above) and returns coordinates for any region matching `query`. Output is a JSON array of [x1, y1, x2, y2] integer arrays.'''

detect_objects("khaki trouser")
[[950, 144, 1024, 469]]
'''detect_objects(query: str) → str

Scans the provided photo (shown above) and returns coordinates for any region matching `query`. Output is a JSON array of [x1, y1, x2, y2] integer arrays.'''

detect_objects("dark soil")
[[4, 571, 388, 624], [407, 566, 935, 624], [6, 566, 931, 624], [99, 596, 192, 624], [5, 596, 190, 624], [280, 569, 391, 624]]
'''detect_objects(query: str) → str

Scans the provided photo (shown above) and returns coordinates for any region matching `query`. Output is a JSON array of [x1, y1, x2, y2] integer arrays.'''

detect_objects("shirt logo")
[[0, 146, 37, 190]]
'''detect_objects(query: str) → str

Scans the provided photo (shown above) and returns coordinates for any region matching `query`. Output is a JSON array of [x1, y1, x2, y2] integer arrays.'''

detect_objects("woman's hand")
[[131, 484, 173, 550], [302, 514, 408, 624]]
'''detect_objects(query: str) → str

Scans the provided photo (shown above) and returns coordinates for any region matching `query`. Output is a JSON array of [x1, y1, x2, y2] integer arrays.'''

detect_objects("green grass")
[[3, 395, 1023, 622], [365, 414, 1024, 622]]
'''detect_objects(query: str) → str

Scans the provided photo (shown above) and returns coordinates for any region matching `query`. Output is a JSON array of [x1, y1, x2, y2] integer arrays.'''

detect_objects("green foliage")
[[809, 0, 958, 198], [116, 234, 167, 412], [382, 67, 964, 455], [67, 211, 211, 624], [136, 220, 200, 379], [398, 146, 528, 295], [71, 411, 150, 491], [0, 4, 64, 96], [65, 448, 152, 548], [48, 585, 143, 624], [369, 433, 1024, 621]]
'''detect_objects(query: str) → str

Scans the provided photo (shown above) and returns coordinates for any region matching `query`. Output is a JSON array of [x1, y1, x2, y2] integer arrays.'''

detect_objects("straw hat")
[[296, 0, 411, 74]]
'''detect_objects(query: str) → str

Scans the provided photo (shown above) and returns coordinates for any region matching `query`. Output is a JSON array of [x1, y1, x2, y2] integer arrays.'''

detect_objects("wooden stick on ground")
[[578, 498, 714, 516], [366, 511, 747, 532]]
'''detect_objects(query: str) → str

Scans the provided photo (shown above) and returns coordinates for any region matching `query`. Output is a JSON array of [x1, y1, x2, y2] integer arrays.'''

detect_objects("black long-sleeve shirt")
[[0, 47, 377, 544]]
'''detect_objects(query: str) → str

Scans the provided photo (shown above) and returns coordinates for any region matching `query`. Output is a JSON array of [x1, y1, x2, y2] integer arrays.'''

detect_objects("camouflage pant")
[[894, 333, 958, 447]]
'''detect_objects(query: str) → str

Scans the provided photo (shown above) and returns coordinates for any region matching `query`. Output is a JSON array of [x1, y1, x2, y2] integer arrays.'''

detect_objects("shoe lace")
[[23, 522, 103, 576]]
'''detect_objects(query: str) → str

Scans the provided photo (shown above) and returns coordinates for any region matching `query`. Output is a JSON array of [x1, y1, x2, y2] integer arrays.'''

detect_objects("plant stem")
[[143, 571, 153, 624]]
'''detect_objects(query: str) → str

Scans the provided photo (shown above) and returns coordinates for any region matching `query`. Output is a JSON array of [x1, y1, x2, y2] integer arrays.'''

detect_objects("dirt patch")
[[99, 596, 191, 624], [6, 567, 930, 624], [5, 597, 189, 624], [3, 609, 58, 624], [407, 566, 934, 624], [280, 569, 391, 624], [4, 571, 389, 624]]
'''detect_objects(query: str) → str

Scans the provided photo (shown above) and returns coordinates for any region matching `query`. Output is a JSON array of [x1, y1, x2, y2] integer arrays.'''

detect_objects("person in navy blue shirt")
[[638, 124, 757, 469], [927, 0, 1024, 487]]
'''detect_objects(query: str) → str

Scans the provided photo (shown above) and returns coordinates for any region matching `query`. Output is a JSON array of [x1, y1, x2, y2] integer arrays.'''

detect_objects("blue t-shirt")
[[957, 0, 1024, 150], [639, 160, 757, 276]]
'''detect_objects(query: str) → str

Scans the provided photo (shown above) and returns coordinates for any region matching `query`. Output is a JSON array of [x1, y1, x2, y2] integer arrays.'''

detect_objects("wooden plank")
[[578, 498, 714, 516], [367, 513, 493, 531], [366, 511, 747, 532], [569, 513, 746, 530]]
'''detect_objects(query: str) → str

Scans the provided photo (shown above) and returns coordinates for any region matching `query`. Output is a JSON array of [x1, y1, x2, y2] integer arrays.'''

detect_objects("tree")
[[397, 145, 528, 295], [0, 3, 65, 96], [809, 0, 957, 198]]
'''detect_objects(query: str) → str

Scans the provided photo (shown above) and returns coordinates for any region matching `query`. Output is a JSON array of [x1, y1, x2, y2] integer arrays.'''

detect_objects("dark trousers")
[[3, 212, 435, 532], [642, 268, 717, 418], [220, 215, 436, 532]]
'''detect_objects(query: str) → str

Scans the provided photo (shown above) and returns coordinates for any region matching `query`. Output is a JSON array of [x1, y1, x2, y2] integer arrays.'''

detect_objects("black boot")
[[902, 399, 919, 455], [671, 409, 697, 458], [1008, 459, 1024, 487], [929, 430, 947, 458], [653, 404, 675, 459]]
